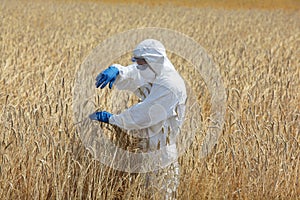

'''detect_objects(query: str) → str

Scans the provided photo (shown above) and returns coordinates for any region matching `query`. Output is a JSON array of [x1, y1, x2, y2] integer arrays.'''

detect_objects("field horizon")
[[52, 0, 300, 10]]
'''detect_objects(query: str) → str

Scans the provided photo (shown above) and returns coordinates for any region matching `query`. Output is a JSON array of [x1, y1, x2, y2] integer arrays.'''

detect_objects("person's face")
[[133, 57, 155, 81]]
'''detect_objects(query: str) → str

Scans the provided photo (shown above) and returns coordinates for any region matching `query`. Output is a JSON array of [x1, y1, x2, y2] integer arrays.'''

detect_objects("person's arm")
[[113, 64, 146, 92], [109, 84, 179, 130]]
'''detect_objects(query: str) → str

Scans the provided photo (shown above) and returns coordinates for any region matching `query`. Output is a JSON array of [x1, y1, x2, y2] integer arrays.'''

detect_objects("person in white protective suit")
[[89, 39, 187, 199]]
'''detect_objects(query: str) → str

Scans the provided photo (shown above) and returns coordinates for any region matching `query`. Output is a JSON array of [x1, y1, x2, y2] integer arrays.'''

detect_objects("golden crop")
[[0, 0, 299, 199]]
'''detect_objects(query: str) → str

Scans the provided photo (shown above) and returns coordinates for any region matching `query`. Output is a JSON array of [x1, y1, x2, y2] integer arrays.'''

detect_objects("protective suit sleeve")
[[112, 64, 146, 92], [109, 84, 178, 130]]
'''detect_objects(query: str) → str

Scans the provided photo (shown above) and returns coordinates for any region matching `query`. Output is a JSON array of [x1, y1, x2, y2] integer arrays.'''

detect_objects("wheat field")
[[0, 0, 299, 199]]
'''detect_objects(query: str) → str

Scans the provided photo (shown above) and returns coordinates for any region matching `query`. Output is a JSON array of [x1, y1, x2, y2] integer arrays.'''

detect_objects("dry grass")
[[98, 0, 300, 10], [0, 0, 299, 199]]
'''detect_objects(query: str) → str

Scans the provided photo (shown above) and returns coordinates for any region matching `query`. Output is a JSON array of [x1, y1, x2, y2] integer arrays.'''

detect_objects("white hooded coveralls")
[[109, 39, 187, 198]]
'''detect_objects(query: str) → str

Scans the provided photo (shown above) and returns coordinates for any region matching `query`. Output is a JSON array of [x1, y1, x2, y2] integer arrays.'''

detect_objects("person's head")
[[132, 39, 168, 82]]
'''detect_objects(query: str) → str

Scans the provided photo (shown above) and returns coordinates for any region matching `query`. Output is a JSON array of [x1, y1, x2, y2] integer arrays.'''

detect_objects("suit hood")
[[133, 39, 175, 76]]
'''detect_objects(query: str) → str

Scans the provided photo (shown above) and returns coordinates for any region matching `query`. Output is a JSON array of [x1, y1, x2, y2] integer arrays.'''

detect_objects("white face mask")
[[138, 64, 156, 82]]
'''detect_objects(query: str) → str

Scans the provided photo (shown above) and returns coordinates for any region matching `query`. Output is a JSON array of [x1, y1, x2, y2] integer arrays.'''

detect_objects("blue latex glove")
[[89, 111, 112, 123], [95, 66, 119, 89]]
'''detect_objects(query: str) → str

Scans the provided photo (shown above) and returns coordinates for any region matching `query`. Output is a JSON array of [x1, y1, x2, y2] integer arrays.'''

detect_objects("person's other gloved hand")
[[89, 111, 112, 123], [95, 66, 119, 89]]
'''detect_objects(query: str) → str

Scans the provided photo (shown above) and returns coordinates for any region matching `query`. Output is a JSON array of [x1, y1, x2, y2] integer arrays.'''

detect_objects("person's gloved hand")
[[89, 111, 112, 123], [95, 66, 119, 89]]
